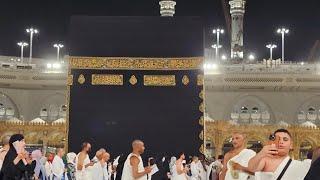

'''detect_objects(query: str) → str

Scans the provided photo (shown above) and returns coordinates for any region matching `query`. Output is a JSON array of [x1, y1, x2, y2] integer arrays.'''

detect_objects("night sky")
[[1, 0, 319, 61]]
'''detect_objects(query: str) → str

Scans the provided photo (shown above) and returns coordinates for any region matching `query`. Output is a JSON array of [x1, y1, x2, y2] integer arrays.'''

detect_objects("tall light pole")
[[211, 44, 222, 62], [277, 28, 289, 64], [266, 44, 277, 60], [213, 28, 224, 62], [26, 28, 39, 64], [17, 42, 28, 63], [53, 43, 64, 61]]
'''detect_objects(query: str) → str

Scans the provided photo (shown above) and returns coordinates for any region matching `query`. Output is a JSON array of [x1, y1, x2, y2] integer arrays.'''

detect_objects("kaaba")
[[67, 16, 204, 157]]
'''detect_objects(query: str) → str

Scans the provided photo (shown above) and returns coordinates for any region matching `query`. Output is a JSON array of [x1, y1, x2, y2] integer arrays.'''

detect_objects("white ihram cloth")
[[225, 149, 256, 180], [52, 155, 68, 180], [190, 161, 201, 180], [207, 160, 223, 180], [91, 162, 109, 180], [75, 153, 92, 180], [171, 162, 188, 180], [196, 161, 207, 180], [121, 153, 147, 180], [45, 161, 53, 179], [254, 156, 310, 180]]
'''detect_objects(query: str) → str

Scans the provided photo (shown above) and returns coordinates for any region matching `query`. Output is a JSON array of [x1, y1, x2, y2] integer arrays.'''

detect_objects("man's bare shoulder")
[[78, 152, 86, 158], [130, 155, 140, 166], [224, 151, 233, 161], [225, 151, 235, 157]]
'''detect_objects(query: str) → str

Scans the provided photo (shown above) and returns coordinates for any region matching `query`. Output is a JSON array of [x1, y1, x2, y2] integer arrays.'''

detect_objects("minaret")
[[229, 0, 246, 61], [159, 0, 176, 17]]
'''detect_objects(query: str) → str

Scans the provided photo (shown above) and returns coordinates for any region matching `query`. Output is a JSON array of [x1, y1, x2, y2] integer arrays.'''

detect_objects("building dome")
[[300, 121, 317, 128], [6, 117, 23, 124], [52, 118, 66, 124], [30, 117, 47, 125], [278, 121, 290, 127]]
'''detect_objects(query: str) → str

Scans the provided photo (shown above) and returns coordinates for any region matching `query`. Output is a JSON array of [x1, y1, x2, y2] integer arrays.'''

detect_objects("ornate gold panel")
[[143, 75, 176, 86], [182, 75, 190, 86], [77, 74, 85, 84], [129, 75, 138, 85], [70, 57, 203, 70], [91, 74, 123, 85]]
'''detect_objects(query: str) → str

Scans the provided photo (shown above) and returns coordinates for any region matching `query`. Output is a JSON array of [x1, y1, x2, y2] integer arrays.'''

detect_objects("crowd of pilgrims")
[[0, 129, 320, 180]]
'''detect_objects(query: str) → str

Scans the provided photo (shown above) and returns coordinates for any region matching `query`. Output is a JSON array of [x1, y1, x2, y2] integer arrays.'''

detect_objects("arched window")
[[48, 104, 59, 121], [252, 107, 259, 114], [297, 110, 306, 123], [240, 106, 250, 123], [0, 103, 5, 118], [61, 105, 67, 111], [40, 93, 65, 121], [40, 108, 48, 120], [307, 107, 317, 122], [251, 107, 261, 122], [308, 107, 316, 115], [241, 106, 248, 114], [0, 93, 19, 120], [6, 107, 14, 118], [59, 105, 67, 118], [232, 96, 272, 124]]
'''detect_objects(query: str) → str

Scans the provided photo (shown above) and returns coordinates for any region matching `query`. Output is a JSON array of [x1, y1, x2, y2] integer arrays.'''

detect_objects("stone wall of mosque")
[[0, 88, 66, 121], [204, 63, 320, 126], [203, 62, 320, 159], [205, 91, 320, 125], [0, 56, 67, 121]]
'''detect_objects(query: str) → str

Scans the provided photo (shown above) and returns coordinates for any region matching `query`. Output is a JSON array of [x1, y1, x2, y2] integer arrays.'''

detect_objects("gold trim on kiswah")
[[70, 57, 203, 70], [144, 75, 176, 86], [67, 75, 73, 86], [199, 90, 204, 100], [199, 116, 204, 126], [199, 102, 204, 113], [91, 74, 124, 85], [197, 74, 204, 86]]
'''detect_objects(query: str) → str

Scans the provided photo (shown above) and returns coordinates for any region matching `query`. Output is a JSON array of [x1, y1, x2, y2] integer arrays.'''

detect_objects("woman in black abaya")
[[1, 134, 36, 180]]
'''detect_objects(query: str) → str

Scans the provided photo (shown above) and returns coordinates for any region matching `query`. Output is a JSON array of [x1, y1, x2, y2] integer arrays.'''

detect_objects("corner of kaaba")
[[67, 16, 205, 157]]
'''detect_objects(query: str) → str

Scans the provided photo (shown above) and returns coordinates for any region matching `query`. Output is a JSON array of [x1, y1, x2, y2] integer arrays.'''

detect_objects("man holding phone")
[[248, 129, 310, 180]]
